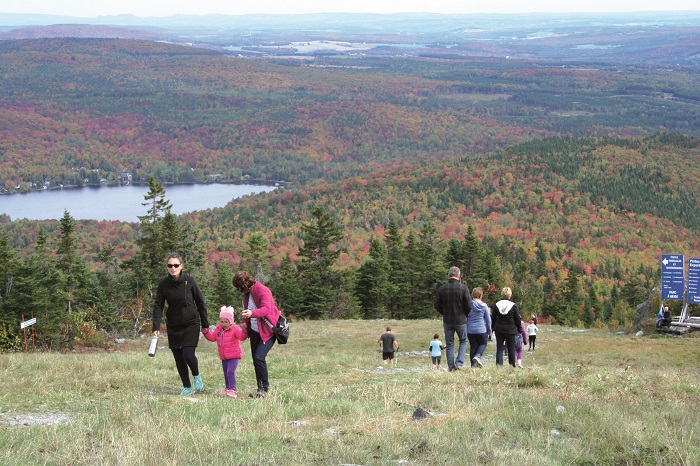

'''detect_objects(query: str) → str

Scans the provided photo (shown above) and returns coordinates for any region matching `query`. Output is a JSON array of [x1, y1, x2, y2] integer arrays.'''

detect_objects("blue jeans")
[[468, 332, 489, 366], [443, 323, 468, 370]]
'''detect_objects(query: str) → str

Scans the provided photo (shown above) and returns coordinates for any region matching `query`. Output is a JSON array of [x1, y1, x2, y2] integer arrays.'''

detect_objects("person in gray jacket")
[[491, 286, 522, 367], [467, 287, 492, 368]]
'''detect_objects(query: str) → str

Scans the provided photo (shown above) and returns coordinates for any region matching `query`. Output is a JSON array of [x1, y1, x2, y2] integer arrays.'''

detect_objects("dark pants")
[[172, 346, 199, 388], [468, 332, 489, 366], [529, 335, 537, 350], [495, 332, 516, 367], [249, 329, 275, 392]]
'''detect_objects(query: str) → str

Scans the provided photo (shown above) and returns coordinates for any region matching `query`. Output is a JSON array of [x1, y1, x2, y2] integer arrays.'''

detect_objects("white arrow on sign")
[[662, 258, 669, 266]]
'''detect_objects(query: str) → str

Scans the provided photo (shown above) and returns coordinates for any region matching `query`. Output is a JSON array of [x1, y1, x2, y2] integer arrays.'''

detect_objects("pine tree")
[[0, 234, 17, 327], [213, 262, 237, 310], [296, 206, 343, 319], [384, 219, 406, 319], [268, 256, 304, 315], [136, 176, 173, 287], [401, 231, 422, 319], [56, 210, 78, 314], [355, 237, 390, 319], [415, 221, 443, 317], [126, 176, 175, 299], [582, 297, 594, 328], [241, 232, 271, 283], [445, 236, 464, 271], [462, 225, 484, 288]]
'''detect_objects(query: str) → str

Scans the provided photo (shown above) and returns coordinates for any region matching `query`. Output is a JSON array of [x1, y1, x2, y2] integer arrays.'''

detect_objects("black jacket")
[[491, 299, 522, 335], [152, 272, 209, 348], [434, 278, 473, 325]]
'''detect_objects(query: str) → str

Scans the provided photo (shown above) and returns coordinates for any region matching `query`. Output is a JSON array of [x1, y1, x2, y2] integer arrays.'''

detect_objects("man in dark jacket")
[[434, 266, 473, 371]]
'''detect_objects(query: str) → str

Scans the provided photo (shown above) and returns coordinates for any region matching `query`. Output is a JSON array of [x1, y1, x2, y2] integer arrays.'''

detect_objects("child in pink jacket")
[[515, 319, 528, 369], [202, 306, 248, 398]]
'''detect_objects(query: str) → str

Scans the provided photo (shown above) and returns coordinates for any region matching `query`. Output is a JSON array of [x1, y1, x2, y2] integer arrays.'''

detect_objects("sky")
[[2, 1, 699, 18]]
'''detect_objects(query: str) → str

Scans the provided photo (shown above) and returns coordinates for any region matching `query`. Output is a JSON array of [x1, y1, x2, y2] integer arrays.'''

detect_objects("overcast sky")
[[2, 1, 699, 18]]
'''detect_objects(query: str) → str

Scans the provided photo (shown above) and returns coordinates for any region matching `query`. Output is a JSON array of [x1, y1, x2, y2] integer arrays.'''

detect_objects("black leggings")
[[529, 335, 537, 349], [171, 347, 199, 388]]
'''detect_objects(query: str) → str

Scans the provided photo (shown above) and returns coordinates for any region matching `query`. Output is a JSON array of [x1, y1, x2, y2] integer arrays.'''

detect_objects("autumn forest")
[[0, 35, 699, 349]]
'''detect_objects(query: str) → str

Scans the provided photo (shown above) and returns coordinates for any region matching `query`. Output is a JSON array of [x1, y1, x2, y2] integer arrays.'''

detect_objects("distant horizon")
[[2, 1, 699, 19]]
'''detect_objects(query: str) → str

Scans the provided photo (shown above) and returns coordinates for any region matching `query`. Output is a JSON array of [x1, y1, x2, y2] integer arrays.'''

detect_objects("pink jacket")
[[202, 323, 248, 360], [243, 281, 280, 343]]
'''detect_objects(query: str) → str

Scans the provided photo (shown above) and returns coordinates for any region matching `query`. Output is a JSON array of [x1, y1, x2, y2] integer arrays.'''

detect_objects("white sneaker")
[[472, 356, 483, 368]]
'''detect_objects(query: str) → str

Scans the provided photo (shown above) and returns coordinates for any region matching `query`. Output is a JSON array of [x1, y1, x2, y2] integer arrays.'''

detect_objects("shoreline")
[[0, 179, 286, 196]]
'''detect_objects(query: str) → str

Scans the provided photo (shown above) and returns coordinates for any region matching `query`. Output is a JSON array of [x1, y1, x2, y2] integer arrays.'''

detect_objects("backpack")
[[515, 333, 523, 351]]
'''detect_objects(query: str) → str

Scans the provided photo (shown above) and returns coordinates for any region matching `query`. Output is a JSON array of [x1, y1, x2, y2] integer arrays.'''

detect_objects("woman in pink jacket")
[[202, 306, 248, 398], [234, 271, 280, 398]]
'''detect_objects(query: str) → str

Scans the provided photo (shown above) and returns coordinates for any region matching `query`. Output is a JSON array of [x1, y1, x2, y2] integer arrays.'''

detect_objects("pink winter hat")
[[219, 306, 234, 324]]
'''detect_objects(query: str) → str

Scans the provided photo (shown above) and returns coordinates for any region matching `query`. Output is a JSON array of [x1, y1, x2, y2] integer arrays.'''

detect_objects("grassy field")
[[1, 319, 699, 465]]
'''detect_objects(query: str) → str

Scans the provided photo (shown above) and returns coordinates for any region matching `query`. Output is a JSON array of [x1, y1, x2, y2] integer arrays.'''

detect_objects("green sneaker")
[[180, 387, 196, 396], [193, 374, 203, 391]]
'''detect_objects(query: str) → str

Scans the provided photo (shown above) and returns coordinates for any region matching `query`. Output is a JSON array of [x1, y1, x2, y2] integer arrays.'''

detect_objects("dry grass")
[[1, 319, 699, 465]]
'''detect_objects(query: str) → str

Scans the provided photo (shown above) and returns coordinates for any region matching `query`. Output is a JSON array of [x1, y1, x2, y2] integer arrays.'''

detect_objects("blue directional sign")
[[661, 254, 685, 301], [688, 258, 700, 304]]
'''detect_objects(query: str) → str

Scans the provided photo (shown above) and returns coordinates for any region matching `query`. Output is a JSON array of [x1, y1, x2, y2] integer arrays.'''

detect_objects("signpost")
[[20, 314, 36, 353], [20, 317, 36, 329], [688, 258, 700, 305], [661, 254, 685, 301]]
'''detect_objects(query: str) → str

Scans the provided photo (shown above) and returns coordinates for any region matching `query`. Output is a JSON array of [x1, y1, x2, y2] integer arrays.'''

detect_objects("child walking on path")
[[202, 306, 248, 398], [429, 334, 444, 370], [526, 320, 539, 350], [515, 319, 528, 369]]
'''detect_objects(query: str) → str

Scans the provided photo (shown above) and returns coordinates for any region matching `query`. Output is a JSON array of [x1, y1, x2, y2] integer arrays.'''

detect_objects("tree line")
[[0, 176, 664, 352]]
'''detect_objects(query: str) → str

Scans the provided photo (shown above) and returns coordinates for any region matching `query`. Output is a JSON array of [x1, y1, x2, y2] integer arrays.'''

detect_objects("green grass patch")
[[1, 320, 698, 465]]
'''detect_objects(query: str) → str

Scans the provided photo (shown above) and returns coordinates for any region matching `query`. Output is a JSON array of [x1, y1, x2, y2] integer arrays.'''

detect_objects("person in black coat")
[[434, 266, 473, 371], [491, 286, 522, 367], [152, 253, 210, 396]]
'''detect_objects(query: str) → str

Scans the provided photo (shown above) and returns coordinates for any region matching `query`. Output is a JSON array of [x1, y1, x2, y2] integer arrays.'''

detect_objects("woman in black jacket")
[[491, 286, 522, 367], [152, 253, 210, 396]]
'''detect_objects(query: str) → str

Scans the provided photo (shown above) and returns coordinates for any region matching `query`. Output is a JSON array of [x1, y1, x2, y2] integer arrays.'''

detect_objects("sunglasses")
[[166, 263, 181, 268]]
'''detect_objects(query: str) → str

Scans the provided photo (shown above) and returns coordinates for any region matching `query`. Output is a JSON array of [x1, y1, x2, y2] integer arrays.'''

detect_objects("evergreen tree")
[[0, 234, 17, 327], [582, 297, 594, 328], [296, 206, 343, 319], [481, 246, 503, 302], [355, 237, 390, 319], [56, 210, 78, 314], [241, 232, 271, 283], [416, 221, 443, 313], [401, 231, 422, 319], [462, 225, 485, 288], [384, 219, 406, 319], [213, 262, 237, 310], [621, 278, 647, 308], [268, 256, 304, 315], [445, 236, 464, 271], [535, 238, 548, 277], [513, 263, 544, 323], [134, 176, 173, 290]]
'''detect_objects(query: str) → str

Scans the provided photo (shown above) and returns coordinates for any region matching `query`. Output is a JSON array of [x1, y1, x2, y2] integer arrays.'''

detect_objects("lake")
[[0, 184, 277, 222]]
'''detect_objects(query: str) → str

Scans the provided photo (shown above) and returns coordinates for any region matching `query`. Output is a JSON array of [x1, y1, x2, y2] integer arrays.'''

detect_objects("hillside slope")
[[186, 135, 700, 286]]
